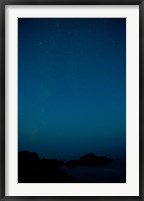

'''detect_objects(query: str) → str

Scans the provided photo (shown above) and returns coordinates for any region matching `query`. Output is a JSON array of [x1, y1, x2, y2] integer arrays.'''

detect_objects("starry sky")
[[18, 18, 126, 160]]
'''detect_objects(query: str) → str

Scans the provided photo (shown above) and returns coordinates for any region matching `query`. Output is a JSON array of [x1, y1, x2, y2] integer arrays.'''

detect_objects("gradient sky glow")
[[18, 18, 126, 160]]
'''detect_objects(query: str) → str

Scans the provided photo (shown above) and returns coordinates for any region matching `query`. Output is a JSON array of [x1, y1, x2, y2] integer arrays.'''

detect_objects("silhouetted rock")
[[19, 150, 39, 162], [18, 151, 115, 183], [41, 158, 64, 168], [66, 152, 113, 167], [18, 151, 77, 183], [66, 159, 79, 167]]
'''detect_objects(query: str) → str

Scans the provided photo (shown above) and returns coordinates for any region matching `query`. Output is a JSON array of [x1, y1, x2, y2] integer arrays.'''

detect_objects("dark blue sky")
[[18, 18, 126, 160]]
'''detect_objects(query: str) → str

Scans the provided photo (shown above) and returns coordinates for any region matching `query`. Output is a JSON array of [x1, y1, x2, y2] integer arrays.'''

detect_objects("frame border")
[[0, 0, 143, 200]]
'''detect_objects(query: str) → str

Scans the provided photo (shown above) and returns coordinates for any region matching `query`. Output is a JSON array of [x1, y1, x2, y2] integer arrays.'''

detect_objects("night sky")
[[18, 18, 126, 160]]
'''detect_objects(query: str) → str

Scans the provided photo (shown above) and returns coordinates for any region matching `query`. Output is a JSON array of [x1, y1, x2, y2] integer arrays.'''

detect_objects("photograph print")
[[18, 18, 126, 183]]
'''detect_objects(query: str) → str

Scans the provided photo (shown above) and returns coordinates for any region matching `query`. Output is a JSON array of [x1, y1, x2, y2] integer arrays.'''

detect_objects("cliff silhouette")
[[18, 151, 116, 183], [18, 151, 78, 183], [66, 152, 113, 167]]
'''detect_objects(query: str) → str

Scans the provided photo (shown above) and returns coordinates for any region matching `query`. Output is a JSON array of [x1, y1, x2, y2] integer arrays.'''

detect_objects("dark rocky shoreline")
[[18, 151, 125, 183]]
